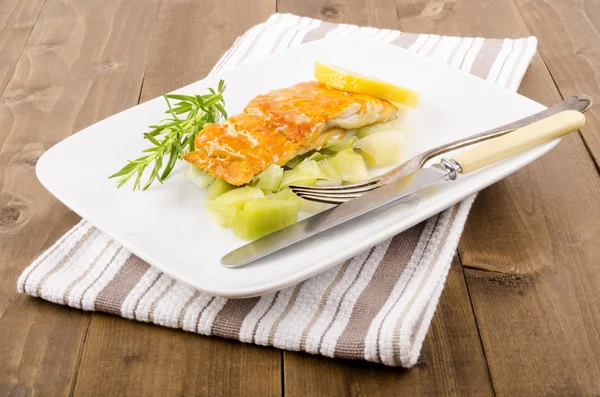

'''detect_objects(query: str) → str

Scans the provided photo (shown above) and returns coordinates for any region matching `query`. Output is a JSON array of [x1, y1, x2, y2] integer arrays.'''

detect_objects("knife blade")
[[221, 162, 453, 268]]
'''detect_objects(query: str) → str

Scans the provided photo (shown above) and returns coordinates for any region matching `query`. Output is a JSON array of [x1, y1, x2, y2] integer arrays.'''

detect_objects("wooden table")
[[1, 0, 599, 395]]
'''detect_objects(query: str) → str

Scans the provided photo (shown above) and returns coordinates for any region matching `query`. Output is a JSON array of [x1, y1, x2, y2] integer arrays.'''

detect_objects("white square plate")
[[37, 38, 550, 298]]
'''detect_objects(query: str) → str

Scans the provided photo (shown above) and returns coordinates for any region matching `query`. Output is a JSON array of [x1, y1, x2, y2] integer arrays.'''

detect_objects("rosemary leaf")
[[110, 80, 226, 190]]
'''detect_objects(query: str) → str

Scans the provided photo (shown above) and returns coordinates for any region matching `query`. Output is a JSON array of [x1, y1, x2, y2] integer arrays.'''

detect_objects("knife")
[[221, 110, 586, 268]]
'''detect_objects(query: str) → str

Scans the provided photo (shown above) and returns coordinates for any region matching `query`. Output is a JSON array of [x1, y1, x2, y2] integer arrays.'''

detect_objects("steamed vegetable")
[[320, 148, 370, 181], [207, 178, 234, 199], [185, 164, 215, 188], [233, 195, 301, 240], [203, 200, 238, 226], [254, 165, 284, 191], [280, 160, 324, 189], [354, 131, 404, 167], [215, 186, 264, 209]]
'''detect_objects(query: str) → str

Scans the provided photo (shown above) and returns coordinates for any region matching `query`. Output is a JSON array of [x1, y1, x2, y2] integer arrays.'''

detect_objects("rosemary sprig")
[[110, 80, 227, 190]]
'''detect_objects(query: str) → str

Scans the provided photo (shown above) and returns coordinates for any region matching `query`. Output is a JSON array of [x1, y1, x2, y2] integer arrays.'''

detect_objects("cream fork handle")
[[452, 110, 585, 173]]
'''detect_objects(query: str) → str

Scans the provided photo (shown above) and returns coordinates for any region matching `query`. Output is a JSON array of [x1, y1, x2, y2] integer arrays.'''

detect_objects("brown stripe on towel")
[[333, 222, 426, 359], [298, 260, 352, 351], [470, 39, 504, 79], [35, 227, 97, 297], [390, 32, 420, 49], [317, 247, 375, 353], [211, 296, 262, 339], [392, 206, 459, 364], [61, 240, 113, 305], [301, 20, 338, 43], [177, 290, 201, 329], [148, 279, 176, 323], [268, 283, 303, 346], [95, 255, 150, 315], [375, 214, 442, 363]]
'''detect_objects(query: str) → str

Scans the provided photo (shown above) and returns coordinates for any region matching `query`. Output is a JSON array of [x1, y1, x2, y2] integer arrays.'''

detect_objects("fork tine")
[[294, 194, 351, 205], [295, 190, 362, 200], [288, 179, 379, 192], [291, 183, 381, 196]]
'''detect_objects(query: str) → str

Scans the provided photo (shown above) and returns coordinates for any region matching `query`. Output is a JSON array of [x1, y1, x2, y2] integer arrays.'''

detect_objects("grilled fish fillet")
[[184, 81, 399, 186]]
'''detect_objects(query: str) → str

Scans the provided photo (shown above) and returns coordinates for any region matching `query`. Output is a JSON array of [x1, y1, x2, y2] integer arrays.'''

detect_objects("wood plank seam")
[[0, 0, 49, 96], [135, 0, 165, 105], [455, 251, 497, 396], [68, 315, 92, 397]]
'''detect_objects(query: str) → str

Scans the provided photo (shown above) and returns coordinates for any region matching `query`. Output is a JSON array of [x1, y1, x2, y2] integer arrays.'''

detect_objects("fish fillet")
[[184, 81, 399, 185]]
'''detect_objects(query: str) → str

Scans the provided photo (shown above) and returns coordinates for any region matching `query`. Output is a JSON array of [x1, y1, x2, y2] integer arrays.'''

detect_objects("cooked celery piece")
[[215, 186, 264, 209], [319, 148, 370, 182], [283, 178, 317, 188], [356, 115, 405, 138], [280, 160, 325, 188], [254, 164, 283, 192], [316, 179, 342, 187], [305, 152, 333, 162], [300, 198, 335, 214], [284, 150, 317, 169], [207, 178, 234, 199], [268, 189, 302, 200], [233, 196, 301, 240], [203, 199, 238, 226], [354, 131, 403, 167], [185, 164, 215, 188], [323, 135, 357, 152]]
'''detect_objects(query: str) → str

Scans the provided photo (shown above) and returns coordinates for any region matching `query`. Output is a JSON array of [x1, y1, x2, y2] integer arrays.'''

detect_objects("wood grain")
[[460, 56, 600, 395], [392, 0, 527, 37], [141, 0, 276, 98], [0, 0, 46, 95], [512, 0, 600, 168], [70, 1, 281, 396], [0, 0, 161, 394], [284, 257, 494, 397], [277, 0, 400, 29], [72, 314, 281, 397]]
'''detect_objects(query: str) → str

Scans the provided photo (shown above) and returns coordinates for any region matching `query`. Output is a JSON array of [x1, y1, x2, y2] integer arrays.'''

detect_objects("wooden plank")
[[71, 1, 281, 396], [73, 314, 281, 397], [141, 0, 276, 97], [0, 0, 46, 95], [460, 54, 600, 395], [511, 0, 600, 168], [284, 257, 494, 396], [0, 0, 162, 394]]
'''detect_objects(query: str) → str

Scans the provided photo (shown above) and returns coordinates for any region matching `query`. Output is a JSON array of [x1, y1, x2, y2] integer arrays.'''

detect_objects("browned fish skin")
[[184, 81, 398, 185]]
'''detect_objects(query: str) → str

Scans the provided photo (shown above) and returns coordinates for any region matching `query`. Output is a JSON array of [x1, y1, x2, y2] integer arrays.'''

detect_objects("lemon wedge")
[[314, 61, 419, 108]]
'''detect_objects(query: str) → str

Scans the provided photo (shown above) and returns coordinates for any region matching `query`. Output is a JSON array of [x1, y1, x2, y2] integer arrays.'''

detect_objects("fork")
[[290, 94, 592, 204]]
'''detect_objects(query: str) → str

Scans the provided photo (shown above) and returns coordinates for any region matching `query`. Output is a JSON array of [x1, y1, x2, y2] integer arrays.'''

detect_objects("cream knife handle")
[[452, 110, 586, 174]]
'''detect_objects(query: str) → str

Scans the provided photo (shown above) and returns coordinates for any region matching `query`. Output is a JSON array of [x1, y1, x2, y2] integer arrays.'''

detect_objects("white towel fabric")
[[18, 13, 537, 367]]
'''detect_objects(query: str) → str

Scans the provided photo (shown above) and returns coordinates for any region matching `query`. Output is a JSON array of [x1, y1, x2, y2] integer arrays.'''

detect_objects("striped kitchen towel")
[[18, 13, 537, 367]]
